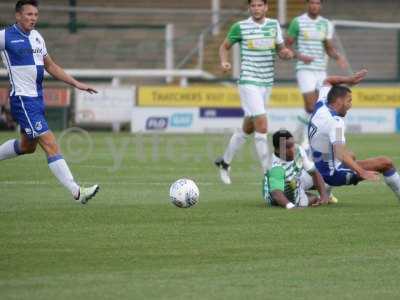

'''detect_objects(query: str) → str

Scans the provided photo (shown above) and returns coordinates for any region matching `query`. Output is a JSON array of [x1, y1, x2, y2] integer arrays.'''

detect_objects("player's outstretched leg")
[[383, 169, 400, 200], [0, 139, 23, 160], [254, 132, 269, 173], [48, 154, 99, 204], [47, 154, 100, 204], [40, 132, 99, 204], [47, 154, 79, 197], [359, 157, 400, 201], [215, 127, 250, 184], [76, 184, 100, 204], [295, 112, 311, 150], [0, 134, 38, 160], [296, 91, 317, 156], [223, 128, 249, 164], [253, 115, 269, 173], [214, 157, 231, 185]]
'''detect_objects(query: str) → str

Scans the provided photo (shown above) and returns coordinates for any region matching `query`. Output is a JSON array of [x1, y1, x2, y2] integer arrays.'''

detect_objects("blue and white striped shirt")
[[0, 24, 48, 98]]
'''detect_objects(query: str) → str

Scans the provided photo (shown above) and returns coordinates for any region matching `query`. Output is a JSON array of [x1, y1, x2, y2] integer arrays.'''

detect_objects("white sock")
[[223, 129, 249, 164], [48, 155, 80, 198], [383, 169, 400, 200], [300, 170, 314, 190], [254, 132, 269, 172], [0, 139, 22, 160], [295, 112, 311, 145], [325, 184, 333, 197], [301, 112, 311, 149]]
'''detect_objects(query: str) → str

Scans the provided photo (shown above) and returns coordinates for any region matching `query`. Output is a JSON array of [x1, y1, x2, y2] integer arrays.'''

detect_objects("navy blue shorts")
[[10, 96, 49, 139], [322, 164, 361, 186]]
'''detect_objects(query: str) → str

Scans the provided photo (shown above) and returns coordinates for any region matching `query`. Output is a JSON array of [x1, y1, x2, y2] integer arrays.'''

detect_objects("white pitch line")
[[0, 181, 255, 186], [0, 179, 393, 187]]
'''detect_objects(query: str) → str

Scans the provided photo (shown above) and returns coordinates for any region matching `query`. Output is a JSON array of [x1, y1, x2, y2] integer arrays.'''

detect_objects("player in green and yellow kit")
[[215, 0, 293, 184], [286, 0, 347, 150], [263, 130, 330, 209]]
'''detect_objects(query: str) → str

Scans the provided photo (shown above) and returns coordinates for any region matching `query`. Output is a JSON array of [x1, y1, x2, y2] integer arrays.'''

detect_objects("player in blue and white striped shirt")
[[309, 70, 400, 201], [0, 0, 99, 204]]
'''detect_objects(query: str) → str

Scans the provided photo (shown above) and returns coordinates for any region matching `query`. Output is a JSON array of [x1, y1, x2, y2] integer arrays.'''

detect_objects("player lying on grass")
[[215, 0, 294, 185], [309, 70, 400, 200], [263, 130, 330, 209]]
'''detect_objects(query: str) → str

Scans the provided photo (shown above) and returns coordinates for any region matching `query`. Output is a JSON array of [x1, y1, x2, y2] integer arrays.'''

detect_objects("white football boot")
[[214, 157, 231, 185], [76, 184, 100, 204]]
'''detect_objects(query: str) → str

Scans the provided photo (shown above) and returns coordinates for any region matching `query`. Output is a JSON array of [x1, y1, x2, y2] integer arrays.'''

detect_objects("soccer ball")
[[169, 178, 199, 208]]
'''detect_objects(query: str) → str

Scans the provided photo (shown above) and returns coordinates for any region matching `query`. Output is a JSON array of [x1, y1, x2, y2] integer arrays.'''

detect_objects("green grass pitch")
[[1, 131, 400, 299]]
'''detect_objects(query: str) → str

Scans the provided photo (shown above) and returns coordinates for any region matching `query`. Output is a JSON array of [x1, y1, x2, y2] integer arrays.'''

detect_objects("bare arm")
[[324, 39, 348, 70], [44, 55, 97, 94], [271, 190, 293, 208], [219, 39, 233, 73], [333, 143, 379, 181], [323, 69, 368, 86], [285, 36, 314, 64], [276, 43, 294, 60], [310, 170, 330, 204]]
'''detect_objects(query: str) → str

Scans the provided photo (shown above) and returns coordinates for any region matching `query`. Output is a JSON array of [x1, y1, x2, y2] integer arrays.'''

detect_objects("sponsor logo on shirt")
[[17, 48, 43, 55], [303, 30, 324, 40], [248, 38, 275, 50]]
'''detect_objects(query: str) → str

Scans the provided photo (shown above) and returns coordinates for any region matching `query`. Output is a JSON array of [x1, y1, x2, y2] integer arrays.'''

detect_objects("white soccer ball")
[[169, 178, 199, 208]]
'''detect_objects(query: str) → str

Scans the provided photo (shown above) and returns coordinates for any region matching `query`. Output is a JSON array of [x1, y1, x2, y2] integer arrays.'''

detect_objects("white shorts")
[[238, 84, 272, 117], [298, 186, 309, 207], [296, 70, 327, 94]]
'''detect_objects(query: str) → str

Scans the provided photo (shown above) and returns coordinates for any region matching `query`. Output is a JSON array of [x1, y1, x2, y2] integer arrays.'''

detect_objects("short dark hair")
[[248, 0, 267, 4], [15, 0, 38, 13], [272, 130, 293, 149], [327, 85, 352, 104], [306, 0, 323, 3]]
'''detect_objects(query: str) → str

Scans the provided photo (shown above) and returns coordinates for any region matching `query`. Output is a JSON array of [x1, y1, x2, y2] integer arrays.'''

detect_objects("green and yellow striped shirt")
[[227, 17, 284, 87], [263, 145, 315, 206], [287, 14, 334, 71]]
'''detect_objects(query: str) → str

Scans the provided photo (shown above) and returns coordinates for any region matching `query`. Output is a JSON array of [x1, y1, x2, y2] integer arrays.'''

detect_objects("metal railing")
[[0, 68, 215, 87]]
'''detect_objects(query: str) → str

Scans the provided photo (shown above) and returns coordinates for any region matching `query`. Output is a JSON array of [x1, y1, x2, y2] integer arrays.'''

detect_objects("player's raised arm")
[[44, 55, 98, 94], [323, 69, 368, 87]]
